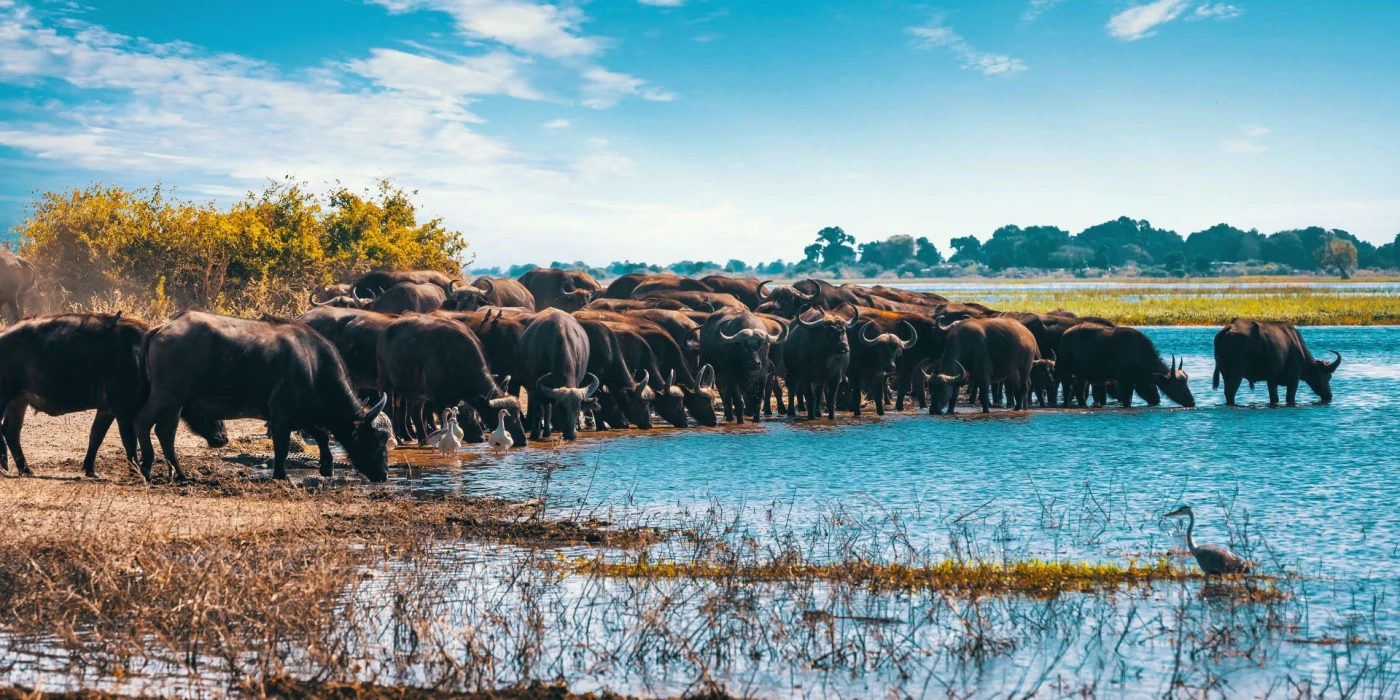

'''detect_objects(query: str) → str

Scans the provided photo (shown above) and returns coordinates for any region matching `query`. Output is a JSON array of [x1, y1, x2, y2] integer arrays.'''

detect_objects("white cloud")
[[1225, 125, 1269, 154], [347, 48, 543, 106], [367, 0, 598, 59], [1022, 0, 1066, 22], [906, 20, 1026, 76], [1106, 0, 1190, 41], [580, 66, 676, 109], [542, 118, 570, 130], [1191, 3, 1244, 21]]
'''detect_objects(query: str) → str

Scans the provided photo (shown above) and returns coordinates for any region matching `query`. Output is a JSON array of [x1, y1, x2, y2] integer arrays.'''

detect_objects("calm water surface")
[[410, 326, 1400, 581]]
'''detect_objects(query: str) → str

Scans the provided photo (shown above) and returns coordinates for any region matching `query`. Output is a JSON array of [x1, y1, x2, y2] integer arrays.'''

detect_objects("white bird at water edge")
[[426, 407, 463, 460], [1163, 505, 1252, 575], [488, 409, 513, 452]]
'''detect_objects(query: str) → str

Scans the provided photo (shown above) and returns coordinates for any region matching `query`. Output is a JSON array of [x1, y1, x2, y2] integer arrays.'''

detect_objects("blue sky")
[[0, 0, 1395, 266]]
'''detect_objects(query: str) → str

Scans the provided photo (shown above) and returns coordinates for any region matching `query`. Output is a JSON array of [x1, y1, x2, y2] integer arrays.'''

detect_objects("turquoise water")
[[414, 326, 1400, 580]]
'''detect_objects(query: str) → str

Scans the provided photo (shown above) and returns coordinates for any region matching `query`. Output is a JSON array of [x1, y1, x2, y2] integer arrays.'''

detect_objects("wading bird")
[[1163, 505, 1251, 575], [426, 408, 463, 459], [488, 409, 513, 452]]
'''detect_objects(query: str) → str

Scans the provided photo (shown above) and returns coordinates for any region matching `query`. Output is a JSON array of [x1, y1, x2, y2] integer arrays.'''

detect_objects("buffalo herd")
[[0, 262, 1344, 482]]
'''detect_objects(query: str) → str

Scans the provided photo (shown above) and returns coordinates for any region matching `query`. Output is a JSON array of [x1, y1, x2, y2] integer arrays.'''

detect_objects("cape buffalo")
[[137, 311, 392, 482], [520, 308, 600, 440], [0, 250, 36, 323], [471, 276, 535, 309], [849, 317, 918, 416], [631, 274, 712, 299], [867, 285, 948, 307], [519, 268, 597, 312], [602, 272, 654, 299], [925, 317, 1038, 414], [376, 314, 526, 447], [783, 305, 859, 420], [298, 307, 398, 393], [699, 276, 771, 310], [1011, 312, 1116, 406], [1213, 318, 1340, 406], [1058, 324, 1195, 408], [368, 282, 447, 314], [0, 313, 224, 477], [444, 278, 492, 310], [580, 320, 655, 430], [699, 308, 785, 424], [636, 290, 746, 312], [1029, 353, 1057, 408], [352, 269, 458, 297]]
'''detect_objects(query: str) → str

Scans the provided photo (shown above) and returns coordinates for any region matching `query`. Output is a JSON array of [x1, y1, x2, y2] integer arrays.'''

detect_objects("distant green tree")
[[1378, 233, 1400, 269], [804, 226, 856, 270], [948, 236, 983, 264], [858, 234, 916, 269], [1314, 235, 1358, 278], [507, 263, 537, 277], [1192, 255, 1212, 275], [1077, 217, 1184, 266], [1048, 245, 1094, 270], [914, 237, 943, 266], [1184, 223, 1262, 264], [723, 259, 748, 273], [1163, 251, 1187, 276]]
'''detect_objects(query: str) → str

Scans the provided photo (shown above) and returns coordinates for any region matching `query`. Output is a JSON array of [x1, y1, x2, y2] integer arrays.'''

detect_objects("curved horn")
[[699, 364, 716, 390], [666, 368, 676, 390], [793, 285, 817, 301], [1171, 354, 1179, 374], [1049, 349, 1057, 362], [684, 326, 703, 349], [796, 306, 824, 328], [954, 360, 969, 382], [481, 277, 495, 296], [1328, 350, 1342, 370], [936, 315, 957, 332], [917, 358, 936, 379], [450, 278, 465, 291], [718, 322, 747, 342], [561, 277, 576, 293], [351, 287, 362, 302], [899, 320, 918, 350], [635, 368, 649, 388], [311, 294, 330, 307], [858, 321, 880, 347], [581, 373, 601, 398], [536, 373, 572, 402], [756, 280, 772, 300], [364, 392, 388, 424]]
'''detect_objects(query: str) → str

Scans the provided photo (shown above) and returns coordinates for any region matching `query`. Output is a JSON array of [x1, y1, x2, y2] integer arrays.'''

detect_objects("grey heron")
[[1163, 505, 1251, 575]]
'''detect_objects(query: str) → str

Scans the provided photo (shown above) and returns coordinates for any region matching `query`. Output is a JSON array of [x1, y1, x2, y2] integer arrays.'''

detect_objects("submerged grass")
[[563, 555, 1194, 597]]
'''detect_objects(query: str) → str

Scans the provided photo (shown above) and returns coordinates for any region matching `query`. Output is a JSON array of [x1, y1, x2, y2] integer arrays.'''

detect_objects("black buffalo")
[[352, 269, 458, 297], [471, 276, 535, 309], [1011, 312, 1116, 406], [631, 274, 712, 299], [699, 276, 771, 310], [0, 313, 224, 477], [519, 268, 598, 312], [368, 282, 447, 314], [137, 311, 392, 481], [580, 319, 655, 430], [1213, 318, 1340, 406], [376, 314, 526, 446], [848, 316, 918, 416], [520, 308, 600, 440], [699, 308, 785, 424], [1058, 324, 1195, 408], [783, 305, 859, 420], [925, 317, 1038, 414]]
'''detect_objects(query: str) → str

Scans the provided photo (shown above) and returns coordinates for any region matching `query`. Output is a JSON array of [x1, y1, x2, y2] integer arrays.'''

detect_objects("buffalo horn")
[[796, 306, 824, 328], [842, 303, 861, 329], [899, 320, 918, 350], [954, 360, 969, 382], [582, 373, 601, 398], [858, 321, 880, 346], [1329, 350, 1342, 370], [364, 392, 388, 424], [756, 280, 772, 300]]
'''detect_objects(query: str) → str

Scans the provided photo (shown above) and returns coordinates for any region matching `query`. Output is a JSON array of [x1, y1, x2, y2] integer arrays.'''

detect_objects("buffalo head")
[[537, 372, 601, 440], [856, 319, 917, 373], [923, 360, 969, 414], [1304, 350, 1342, 403], [683, 364, 720, 427], [447, 278, 492, 311], [654, 369, 690, 428], [720, 319, 785, 372], [341, 393, 391, 482], [797, 304, 859, 357], [1152, 354, 1195, 408]]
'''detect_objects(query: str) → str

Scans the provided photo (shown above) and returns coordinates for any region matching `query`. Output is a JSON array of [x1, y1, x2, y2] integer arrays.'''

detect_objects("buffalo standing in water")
[[924, 317, 1038, 414], [699, 308, 785, 424], [1058, 324, 1194, 408], [520, 308, 600, 441], [1213, 318, 1340, 406]]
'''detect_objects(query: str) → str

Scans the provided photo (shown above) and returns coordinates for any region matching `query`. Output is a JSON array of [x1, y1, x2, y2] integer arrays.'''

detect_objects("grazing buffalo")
[[471, 276, 535, 309], [586, 297, 689, 312], [0, 250, 36, 323], [925, 317, 1038, 414], [376, 314, 525, 447], [368, 282, 447, 314], [1011, 312, 1116, 406], [312, 283, 354, 303], [636, 290, 746, 312], [519, 268, 597, 312], [1213, 318, 1341, 406], [596, 321, 686, 427], [783, 305, 859, 420], [580, 320, 654, 430], [520, 308, 599, 440], [0, 313, 223, 477], [699, 308, 785, 424], [602, 272, 654, 300], [435, 309, 527, 396], [137, 311, 392, 482], [352, 269, 458, 297], [848, 317, 918, 416], [867, 285, 948, 307], [298, 307, 398, 393], [631, 274, 712, 299], [699, 276, 771, 310], [1058, 324, 1195, 408]]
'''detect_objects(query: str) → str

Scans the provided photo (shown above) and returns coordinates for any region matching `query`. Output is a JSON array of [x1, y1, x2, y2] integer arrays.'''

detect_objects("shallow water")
[[407, 326, 1400, 581]]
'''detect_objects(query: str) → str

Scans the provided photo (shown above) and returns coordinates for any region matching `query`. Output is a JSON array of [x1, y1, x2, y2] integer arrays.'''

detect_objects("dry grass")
[[975, 286, 1400, 325]]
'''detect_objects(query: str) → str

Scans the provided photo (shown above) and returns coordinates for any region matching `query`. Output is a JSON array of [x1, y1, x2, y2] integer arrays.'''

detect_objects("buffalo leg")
[[270, 425, 292, 480], [875, 379, 886, 416], [851, 382, 863, 418], [156, 412, 185, 481], [4, 300, 18, 324], [1091, 382, 1106, 407], [825, 382, 837, 420], [1267, 383, 1280, 406], [1118, 378, 1134, 408], [978, 382, 991, 413], [2, 401, 29, 475], [526, 396, 543, 441], [307, 428, 334, 477], [135, 404, 177, 481], [1285, 380, 1299, 406], [1223, 373, 1242, 406], [81, 410, 119, 478], [116, 418, 139, 468], [773, 379, 787, 415]]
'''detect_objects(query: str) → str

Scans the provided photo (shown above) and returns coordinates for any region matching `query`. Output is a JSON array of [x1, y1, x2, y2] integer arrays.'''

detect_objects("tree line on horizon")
[[476, 217, 1400, 281]]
